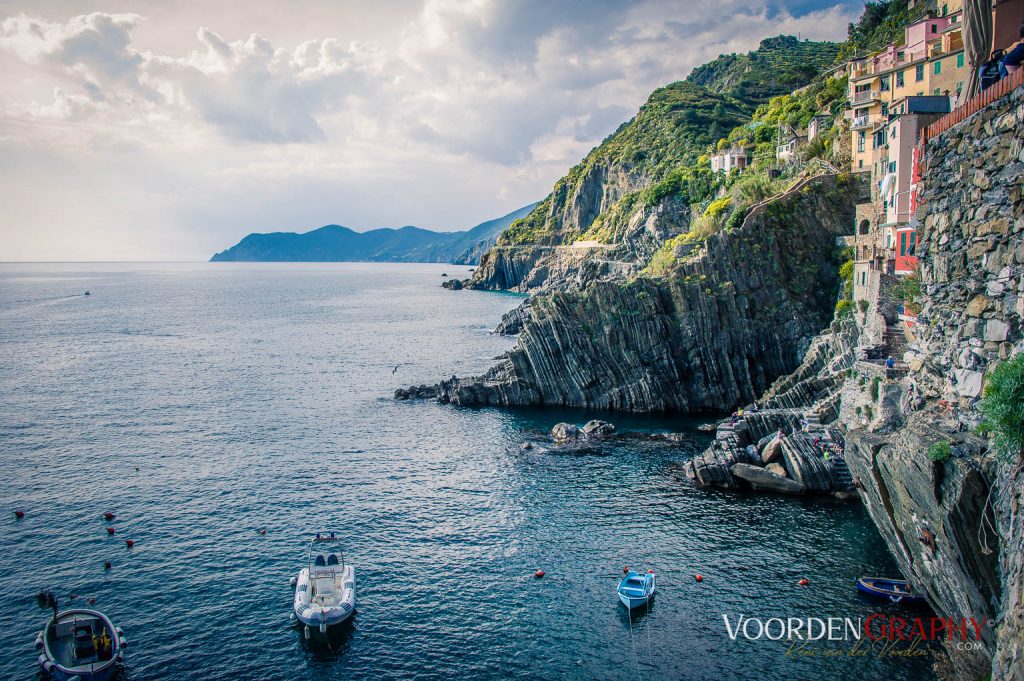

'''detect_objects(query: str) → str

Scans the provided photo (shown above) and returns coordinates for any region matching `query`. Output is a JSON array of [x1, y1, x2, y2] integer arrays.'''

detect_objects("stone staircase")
[[831, 457, 855, 491], [883, 321, 908, 361]]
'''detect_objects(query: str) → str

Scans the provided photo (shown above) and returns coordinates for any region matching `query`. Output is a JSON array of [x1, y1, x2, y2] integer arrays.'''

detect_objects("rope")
[[626, 604, 641, 681]]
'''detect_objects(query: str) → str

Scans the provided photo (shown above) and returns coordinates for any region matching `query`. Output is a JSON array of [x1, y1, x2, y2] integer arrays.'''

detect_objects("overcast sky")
[[0, 0, 861, 261]]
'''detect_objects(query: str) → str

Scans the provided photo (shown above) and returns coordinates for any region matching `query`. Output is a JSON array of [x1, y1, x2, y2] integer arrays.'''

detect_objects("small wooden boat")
[[618, 571, 656, 609], [34, 598, 126, 681], [856, 577, 926, 604]]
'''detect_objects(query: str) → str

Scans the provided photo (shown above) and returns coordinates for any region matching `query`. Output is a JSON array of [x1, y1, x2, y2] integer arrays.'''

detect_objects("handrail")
[[924, 68, 1024, 140]]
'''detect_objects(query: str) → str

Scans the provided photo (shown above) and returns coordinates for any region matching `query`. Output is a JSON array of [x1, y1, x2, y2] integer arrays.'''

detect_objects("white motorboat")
[[292, 533, 355, 635], [34, 592, 126, 681]]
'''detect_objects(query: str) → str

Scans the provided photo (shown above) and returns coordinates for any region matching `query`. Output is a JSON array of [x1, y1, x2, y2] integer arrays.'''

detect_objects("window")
[[934, 60, 942, 75], [880, 74, 890, 91], [931, 24, 937, 33], [899, 232, 907, 256], [897, 51, 905, 61], [942, 3, 948, 15], [858, 131, 866, 153], [859, 159, 864, 168], [934, 88, 942, 95], [881, 102, 889, 116], [896, 70, 905, 87], [889, 161, 896, 173], [956, 53, 964, 68], [916, 63, 925, 81]]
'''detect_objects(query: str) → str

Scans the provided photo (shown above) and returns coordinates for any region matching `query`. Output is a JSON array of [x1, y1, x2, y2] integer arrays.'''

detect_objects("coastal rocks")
[[551, 420, 615, 443], [845, 419, 999, 680], [425, 176, 856, 413], [441, 278, 464, 290], [730, 462, 806, 494], [683, 407, 850, 495], [394, 384, 438, 400]]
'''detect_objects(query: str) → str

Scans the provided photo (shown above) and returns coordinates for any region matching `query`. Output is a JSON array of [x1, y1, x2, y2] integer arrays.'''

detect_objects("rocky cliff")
[[685, 83, 1024, 680], [399, 175, 855, 412]]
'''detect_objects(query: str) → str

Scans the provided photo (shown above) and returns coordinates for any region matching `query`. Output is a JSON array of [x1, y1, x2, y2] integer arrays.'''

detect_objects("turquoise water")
[[0, 262, 934, 680]]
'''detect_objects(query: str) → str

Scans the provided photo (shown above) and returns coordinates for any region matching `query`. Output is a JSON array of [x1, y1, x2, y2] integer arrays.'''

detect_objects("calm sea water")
[[0, 262, 934, 680]]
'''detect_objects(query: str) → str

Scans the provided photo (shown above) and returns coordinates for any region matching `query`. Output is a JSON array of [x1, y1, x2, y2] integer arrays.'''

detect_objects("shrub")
[[978, 354, 1024, 462], [835, 298, 853, 319], [928, 441, 951, 463], [870, 376, 882, 401], [864, 405, 873, 421], [858, 299, 869, 313]]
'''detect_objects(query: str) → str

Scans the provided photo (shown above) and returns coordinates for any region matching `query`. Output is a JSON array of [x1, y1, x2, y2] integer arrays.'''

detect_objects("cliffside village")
[[709, 0, 1024, 363]]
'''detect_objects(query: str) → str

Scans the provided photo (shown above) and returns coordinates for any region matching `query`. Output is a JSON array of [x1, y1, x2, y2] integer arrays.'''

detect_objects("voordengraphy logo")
[[722, 614, 993, 659]]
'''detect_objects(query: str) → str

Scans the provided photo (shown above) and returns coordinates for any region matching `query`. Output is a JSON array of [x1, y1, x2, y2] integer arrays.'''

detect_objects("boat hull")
[[856, 577, 926, 604], [293, 565, 356, 630], [39, 609, 123, 681], [617, 572, 656, 610]]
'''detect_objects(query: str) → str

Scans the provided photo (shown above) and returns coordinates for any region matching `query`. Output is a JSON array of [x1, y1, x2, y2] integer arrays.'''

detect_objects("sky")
[[0, 0, 863, 261]]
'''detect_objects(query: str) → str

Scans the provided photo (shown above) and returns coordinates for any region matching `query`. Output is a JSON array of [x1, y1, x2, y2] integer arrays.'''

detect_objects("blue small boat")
[[856, 577, 926, 604], [618, 571, 656, 609]]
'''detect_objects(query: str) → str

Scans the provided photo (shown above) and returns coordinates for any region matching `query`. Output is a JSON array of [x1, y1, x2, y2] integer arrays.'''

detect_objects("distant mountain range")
[[210, 203, 537, 264]]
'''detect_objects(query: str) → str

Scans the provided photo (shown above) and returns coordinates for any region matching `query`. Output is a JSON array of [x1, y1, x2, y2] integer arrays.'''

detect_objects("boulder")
[[760, 436, 783, 463], [441, 278, 464, 290], [730, 463, 806, 494], [581, 420, 616, 438], [766, 462, 788, 478], [551, 423, 579, 443]]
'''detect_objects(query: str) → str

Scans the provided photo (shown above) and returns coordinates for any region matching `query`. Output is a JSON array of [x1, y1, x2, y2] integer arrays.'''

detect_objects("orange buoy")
[[534, 570, 545, 579], [623, 566, 630, 574], [103, 512, 116, 521], [125, 539, 134, 548], [14, 510, 25, 519], [88, 597, 96, 605], [257, 529, 267, 535], [103, 560, 112, 571], [798, 578, 809, 587], [106, 527, 116, 535], [647, 569, 655, 574], [695, 574, 704, 582]]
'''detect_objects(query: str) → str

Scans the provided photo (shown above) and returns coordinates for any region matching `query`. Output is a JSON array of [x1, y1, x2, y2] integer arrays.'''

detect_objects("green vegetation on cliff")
[[979, 355, 1024, 463], [687, 35, 840, 109]]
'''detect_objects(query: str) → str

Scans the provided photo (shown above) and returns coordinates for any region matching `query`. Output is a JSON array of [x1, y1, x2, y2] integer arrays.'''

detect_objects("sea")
[[0, 262, 935, 680]]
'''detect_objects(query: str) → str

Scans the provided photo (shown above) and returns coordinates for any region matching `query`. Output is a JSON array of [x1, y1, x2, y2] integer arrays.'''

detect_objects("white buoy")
[[289, 576, 297, 587], [34, 633, 43, 650], [320, 620, 327, 634], [304, 625, 310, 640], [119, 637, 128, 648], [38, 654, 46, 667]]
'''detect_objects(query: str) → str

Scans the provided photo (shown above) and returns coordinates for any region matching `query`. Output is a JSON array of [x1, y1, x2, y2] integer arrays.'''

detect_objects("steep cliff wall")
[[409, 175, 855, 412]]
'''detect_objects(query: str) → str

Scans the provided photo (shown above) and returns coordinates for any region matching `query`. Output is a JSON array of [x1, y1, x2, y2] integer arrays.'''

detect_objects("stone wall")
[[847, 83, 1024, 679]]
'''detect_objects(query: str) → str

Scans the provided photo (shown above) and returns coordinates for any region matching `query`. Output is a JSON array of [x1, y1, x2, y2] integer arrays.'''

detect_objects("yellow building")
[[847, 13, 955, 173]]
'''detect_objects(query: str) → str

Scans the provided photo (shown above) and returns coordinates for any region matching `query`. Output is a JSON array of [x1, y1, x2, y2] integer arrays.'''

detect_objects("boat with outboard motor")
[[291, 533, 355, 636], [34, 592, 126, 681]]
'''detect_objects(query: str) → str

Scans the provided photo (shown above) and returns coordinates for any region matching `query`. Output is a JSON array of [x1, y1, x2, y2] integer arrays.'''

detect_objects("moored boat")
[[618, 570, 656, 609], [292, 533, 355, 635], [856, 577, 926, 604], [34, 594, 125, 681]]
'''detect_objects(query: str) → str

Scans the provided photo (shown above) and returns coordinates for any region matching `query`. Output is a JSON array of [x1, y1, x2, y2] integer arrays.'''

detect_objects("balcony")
[[852, 115, 872, 129], [853, 90, 881, 104]]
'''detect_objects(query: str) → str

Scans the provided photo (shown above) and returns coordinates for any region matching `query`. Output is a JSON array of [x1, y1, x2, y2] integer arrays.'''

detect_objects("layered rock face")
[[684, 84, 1024, 679], [845, 422, 999, 679], [881, 86, 1023, 680], [418, 176, 855, 412]]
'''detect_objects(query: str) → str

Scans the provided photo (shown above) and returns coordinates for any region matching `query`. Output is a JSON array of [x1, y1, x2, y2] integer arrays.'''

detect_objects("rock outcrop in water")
[[405, 176, 855, 413]]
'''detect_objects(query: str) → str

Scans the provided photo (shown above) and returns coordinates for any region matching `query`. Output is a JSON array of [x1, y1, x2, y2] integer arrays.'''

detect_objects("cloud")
[[0, 1, 861, 260]]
